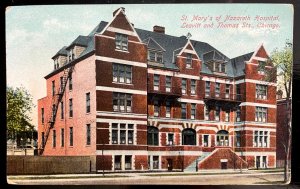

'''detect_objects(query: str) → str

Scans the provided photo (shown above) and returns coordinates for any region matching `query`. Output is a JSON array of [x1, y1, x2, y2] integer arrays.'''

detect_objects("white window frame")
[[256, 84, 267, 100], [111, 123, 135, 145], [115, 33, 128, 51]]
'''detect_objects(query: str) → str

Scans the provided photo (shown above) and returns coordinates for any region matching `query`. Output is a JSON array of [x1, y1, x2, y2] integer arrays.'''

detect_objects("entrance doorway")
[[167, 159, 173, 171], [221, 162, 227, 169]]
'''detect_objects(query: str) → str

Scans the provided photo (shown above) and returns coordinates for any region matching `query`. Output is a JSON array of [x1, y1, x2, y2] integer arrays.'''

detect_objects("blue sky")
[[6, 4, 293, 126]]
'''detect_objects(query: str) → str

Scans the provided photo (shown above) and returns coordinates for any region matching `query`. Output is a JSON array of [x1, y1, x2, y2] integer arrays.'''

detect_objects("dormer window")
[[115, 33, 128, 51], [258, 61, 266, 74], [54, 58, 59, 69], [186, 53, 192, 68], [148, 50, 163, 63], [213, 62, 226, 73], [68, 48, 75, 62]]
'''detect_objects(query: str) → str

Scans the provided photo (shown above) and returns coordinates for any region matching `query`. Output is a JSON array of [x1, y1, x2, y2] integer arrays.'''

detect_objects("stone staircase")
[[184, 152, 211, 172]]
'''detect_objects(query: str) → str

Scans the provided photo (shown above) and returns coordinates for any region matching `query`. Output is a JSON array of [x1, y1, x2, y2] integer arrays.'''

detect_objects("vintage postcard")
[[6, 4, 293, 185]]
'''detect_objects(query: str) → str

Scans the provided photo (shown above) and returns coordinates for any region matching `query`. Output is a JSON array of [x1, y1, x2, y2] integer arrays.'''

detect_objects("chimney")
[[113, 7, 125, 17], [153, 25, 165, 34]]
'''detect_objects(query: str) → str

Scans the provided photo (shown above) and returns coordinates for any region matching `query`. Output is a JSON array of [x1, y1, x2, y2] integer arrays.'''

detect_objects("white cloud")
[[43, 18, 68, 32]]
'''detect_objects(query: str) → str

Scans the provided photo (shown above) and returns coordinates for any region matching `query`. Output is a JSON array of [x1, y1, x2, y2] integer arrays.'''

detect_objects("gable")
[[256, 45, 269, 59], [99, 8, 142, 42], [109, 10, 134, 32], [178, 40, 200, 60]]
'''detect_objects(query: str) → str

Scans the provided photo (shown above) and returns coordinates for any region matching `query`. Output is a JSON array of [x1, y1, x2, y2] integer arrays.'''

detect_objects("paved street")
[[8, 171, 290, 185]]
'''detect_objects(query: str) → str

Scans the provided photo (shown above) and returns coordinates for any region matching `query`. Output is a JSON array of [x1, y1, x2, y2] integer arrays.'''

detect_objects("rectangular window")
[[41, 108, 44, 124], [205, 105, 210, 120], [113, 63, 132, 84], [258, 61, 266, 74], [86, 124, 91, 145], [236, 106, 241, 122], [69, 74, 73, 90], [255, 107, 267, 122], [60, 77, 63, 94], [154, 100, 160, 117], [191, 79, 196, 95], [115, 33, 128, 51], [214, 62, 220, 72], [166, 101, 171, 118], [69, 99, 73, 117], [52, 130, 56, 148], [235, 131, 241, 147], [215, 83, 220, 97], [125, 155, 132, 170], [52, 80, 55, 96], [221, 64, 226, 72], [61, 101, 64, 119], [225, 84, 230, 99], [111, 123, 134, 145], [262, 156, 267, 168], [71, 48, 75, 60], [225, 110, 230, 122], [236, 84, 241, 100], [153, 156, 159, 169], [149, 51, 156, 61], [52, 104, 56, 122], [154, 74, 160, 90], [148, 51, 163, 63], [114, 155, 122, 170], [41, 132, 45, 148], [128, 124, 134, 144], [166, 76, 172, 92], [191, 104, 196, 120], [203, 135, 209, 147], [157, 52, 163, 63], [182, 78, 187, 94], [112, 123, 118, 144], [205, 81, 210, 97], [256, 84, 267, 100], [69, 127, 73, 146], [168, 133, 174, 145], [113, 93, 132, 112], [86, 92, 90, 113], [253, 130, 269, 147], [215, 106, 220, 121], [181, 103, 187, 119], [61, 128, 64, 147], [186, 53, 192, 68]]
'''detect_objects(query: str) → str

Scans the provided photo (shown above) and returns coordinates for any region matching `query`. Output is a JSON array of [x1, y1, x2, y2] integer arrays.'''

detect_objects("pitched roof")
[[144, 37, 166, 52], [230, 52, 254, 77], [50, 20, 253, 78], [51, 46, 68, 59], [66, 35, 91, 50]]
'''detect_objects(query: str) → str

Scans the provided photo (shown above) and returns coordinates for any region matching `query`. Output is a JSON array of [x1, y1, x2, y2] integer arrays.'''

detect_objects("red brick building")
[[38, 7, 277, 172]]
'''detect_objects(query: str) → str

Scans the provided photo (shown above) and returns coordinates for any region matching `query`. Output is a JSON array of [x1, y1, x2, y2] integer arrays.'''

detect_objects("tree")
[[6, 86, 35, 147], [267, 40, 292, 183]]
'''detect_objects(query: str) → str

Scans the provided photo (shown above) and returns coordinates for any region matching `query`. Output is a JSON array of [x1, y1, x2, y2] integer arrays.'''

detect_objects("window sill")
[[69, 146, 74, 148], [86, 112, 91, 115], [256, 98, 268, 100], [115, 49, 129, 53], [112, 82, 133, 86]]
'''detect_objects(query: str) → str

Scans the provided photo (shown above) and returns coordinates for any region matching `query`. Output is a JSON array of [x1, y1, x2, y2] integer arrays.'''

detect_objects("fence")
[[7, 155, 94, 175]]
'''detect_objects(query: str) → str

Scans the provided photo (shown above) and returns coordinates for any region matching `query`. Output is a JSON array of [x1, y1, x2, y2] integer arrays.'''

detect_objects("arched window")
[[182, 128, 196, 145], [147, 126, 159, 146], [216, 130, 229, 146]]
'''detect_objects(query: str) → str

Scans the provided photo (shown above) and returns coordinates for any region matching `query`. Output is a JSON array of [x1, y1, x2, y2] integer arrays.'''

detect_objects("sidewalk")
[[7, 168, 284, 180]]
